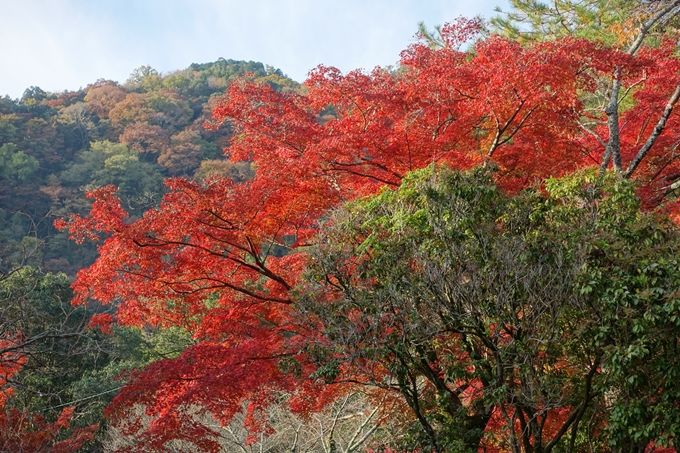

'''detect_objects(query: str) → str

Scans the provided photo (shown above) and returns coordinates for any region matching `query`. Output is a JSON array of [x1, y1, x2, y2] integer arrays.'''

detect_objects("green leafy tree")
[[491, 0, 680, 47], [56, 102, 98, 151], [0, 143, 39, 182], [301, 165, 680, 453], [20, 86, 48, 106], [60, 140, 164, 208], [3, 267, 196, 452], [0, 116, 18, 144], [125, 65, 162, 93], [145, 91, 194, 131], [0, 266, 107, 450], [18, 117, 65, 174]]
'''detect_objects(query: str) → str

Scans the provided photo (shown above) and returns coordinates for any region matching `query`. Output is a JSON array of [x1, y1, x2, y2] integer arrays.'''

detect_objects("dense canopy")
[[57, 9, 680, 452], [4, 1, 680, 452]]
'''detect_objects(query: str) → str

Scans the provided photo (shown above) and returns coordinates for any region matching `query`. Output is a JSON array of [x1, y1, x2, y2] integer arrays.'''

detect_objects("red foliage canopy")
[[57, 19, 680, 452]]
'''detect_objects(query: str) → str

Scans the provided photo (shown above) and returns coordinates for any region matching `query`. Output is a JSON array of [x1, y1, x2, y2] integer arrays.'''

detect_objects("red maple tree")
[[57, 17, 680, 452]]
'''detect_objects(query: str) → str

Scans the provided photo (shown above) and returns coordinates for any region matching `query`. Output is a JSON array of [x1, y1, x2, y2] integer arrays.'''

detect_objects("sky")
[[0, 0, 509, 100]]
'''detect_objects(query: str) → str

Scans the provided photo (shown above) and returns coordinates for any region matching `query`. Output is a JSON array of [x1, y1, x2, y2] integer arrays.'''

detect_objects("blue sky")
[[1, 0, 509, 100]]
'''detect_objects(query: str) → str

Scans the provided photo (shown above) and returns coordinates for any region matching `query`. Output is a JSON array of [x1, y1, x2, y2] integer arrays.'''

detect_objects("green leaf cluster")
[[302, 165, 680, 452]]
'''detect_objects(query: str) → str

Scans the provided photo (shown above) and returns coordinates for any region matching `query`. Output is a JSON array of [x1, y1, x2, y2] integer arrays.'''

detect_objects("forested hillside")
[[3, 1, 680, 452], [1, 59, 298, 278], [0, 59, 300, 452]]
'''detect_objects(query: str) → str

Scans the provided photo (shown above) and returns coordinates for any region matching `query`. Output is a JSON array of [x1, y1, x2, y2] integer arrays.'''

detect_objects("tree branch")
[[625, 85, 680, 178]]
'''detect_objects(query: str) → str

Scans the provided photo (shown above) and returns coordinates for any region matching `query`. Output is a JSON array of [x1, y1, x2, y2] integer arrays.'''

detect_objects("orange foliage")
[[119, 121, 170, 154], [84, 82, 128, 119]]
